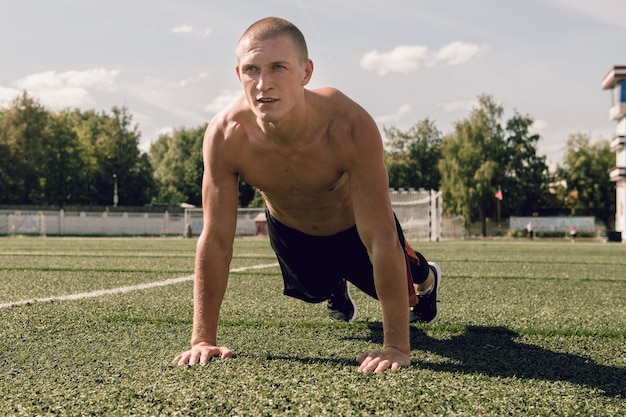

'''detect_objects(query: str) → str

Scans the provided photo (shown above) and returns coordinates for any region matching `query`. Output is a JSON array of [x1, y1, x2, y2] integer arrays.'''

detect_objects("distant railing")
[[1, 203, 465, 239]]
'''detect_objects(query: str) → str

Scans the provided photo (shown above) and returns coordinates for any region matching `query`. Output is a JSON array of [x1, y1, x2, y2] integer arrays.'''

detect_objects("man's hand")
[[356, 346, 410, 373], [173, 343, 233, 366]]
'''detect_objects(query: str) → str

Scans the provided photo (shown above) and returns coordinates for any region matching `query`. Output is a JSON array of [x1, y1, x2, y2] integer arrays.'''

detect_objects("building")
[[602, 65, 626, 242]]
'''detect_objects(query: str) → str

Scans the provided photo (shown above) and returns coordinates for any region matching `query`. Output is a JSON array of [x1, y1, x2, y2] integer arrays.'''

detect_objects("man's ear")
[[235, 65, 241, 81], [302, 59, 314, 85]]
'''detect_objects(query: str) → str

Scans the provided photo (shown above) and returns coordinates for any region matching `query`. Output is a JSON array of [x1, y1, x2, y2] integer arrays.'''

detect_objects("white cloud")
[[170, 25, 211, 37], [179, 71, 210, 87], [156, 126, 175, 137], [10, 69, 120, 109], [530, 119, 549, 133], [435, 42, 485, 66], [361, 42, 487, 76], [170, 25, 194, 34], [204, 90, 240, 113], [13, 69, 119, 91], [61, 69, 119, 89], [438, 100, 476, 113], [374, 104, 412, 124], [0, 86, 21, 108], [36, 88, 95, 109], [361, 46, 430, 76]]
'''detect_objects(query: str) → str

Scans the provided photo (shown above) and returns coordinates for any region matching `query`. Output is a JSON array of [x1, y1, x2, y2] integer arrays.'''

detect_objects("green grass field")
[[0, 237, 624, 416]]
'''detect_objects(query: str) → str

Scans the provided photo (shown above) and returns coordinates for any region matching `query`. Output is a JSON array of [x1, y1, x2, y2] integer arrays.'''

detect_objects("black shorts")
[[266, 209, 429, 303]]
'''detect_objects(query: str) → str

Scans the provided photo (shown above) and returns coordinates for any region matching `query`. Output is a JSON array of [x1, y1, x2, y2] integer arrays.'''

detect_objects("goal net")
[[185, 190, 445, 240], [390, 189, 443, 241]]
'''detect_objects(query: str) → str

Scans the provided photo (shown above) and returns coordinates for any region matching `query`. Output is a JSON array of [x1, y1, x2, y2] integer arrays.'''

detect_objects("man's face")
[[236, 35, 312, 123]]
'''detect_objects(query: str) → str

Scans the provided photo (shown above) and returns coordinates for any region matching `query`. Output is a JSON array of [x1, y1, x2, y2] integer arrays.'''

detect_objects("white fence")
[[0, 208, 267, 237], [1, 194, 465, 239], [509, 216, 596, 233], [0, 210, 185, 236]]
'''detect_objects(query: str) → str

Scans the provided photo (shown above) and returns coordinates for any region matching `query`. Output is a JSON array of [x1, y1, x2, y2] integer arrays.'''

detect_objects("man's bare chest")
[[238, 139, 346, 195]]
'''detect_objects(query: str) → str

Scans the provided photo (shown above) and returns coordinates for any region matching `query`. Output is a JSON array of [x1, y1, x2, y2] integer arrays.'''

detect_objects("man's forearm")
[[372, 247, 410, 355], [190, 236, 232, 346]]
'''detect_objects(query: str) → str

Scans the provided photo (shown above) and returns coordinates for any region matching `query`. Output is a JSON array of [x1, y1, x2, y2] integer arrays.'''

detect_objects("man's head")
[[235, 17, 313, 124], [236, 17, 308, 62]]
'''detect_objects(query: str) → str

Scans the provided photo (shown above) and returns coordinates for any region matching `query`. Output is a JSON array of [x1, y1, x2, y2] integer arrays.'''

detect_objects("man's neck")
[[257, 112, 308, 142]]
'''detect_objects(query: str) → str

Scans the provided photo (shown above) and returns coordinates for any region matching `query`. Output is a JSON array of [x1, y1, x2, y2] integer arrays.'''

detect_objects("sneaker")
[[327, 279, 358, 322], [409, 262, 441, 324]]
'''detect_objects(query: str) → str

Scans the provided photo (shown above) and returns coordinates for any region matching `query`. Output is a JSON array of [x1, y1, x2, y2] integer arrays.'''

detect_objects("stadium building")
[[602, 65, 626, 242]]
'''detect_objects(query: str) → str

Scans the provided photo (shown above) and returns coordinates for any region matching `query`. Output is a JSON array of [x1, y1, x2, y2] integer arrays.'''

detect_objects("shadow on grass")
[[365, 324, 624, 397], [264, 355, 356, 368]]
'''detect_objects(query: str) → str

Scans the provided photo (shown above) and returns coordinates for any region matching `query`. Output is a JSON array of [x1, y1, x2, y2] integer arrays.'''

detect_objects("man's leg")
[[327, 279, 357, 322], [396, 220, 442, 323], [409, 260, 441, 324], [266, 209, 357, 321], [329, 215, 442, 323]]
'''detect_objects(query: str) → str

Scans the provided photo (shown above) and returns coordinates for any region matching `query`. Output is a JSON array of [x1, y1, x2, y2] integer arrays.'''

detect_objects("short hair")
[[237, 17, 308, 61]]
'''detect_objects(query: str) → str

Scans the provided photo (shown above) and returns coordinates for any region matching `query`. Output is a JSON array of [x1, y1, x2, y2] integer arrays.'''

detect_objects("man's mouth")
[[257, 97, 278, 103]]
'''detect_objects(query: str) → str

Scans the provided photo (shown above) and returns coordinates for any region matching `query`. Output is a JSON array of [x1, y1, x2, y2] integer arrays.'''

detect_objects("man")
[[174, 17, 441, 373]]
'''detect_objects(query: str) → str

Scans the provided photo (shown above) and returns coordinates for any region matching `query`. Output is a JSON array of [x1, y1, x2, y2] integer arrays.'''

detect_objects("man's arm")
[[340, 102, 411, 373], [174, 123, 240, 366]]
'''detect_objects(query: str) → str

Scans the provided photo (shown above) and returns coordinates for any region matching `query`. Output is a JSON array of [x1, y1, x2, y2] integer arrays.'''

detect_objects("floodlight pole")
[[113, 174, 119, 207]]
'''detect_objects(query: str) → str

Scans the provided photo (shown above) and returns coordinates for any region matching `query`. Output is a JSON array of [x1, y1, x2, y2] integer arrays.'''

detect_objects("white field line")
[[0, 262, 279, 309]]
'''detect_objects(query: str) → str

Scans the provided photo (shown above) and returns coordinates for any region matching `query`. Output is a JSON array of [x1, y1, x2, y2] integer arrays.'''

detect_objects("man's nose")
[[256, 70, 273, 91]]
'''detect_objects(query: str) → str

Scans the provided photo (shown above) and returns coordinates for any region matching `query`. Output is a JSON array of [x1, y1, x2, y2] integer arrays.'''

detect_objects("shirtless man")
[[174, 17, 441, 373]]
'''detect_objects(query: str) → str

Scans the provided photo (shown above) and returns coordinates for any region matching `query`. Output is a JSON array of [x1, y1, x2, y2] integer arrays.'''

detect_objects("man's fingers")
[[356, 351, 370, 364], [357, 352, 380, 373], [356, 350, 408, 373], [174, 346, 233, 366], [198, 350, 209, 365], [174, 351, 192, 366], [219, 347, 233, 359]]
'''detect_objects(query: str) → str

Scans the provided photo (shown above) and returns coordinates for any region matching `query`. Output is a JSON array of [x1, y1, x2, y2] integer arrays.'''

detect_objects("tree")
[[502, 113, 551, 216], [439, 95, 505, 235], [558, 133, 615, 227], [149, 125, 264, 208], [41, 112, 87, 206], [0, 92, 49, 204], [149, 126, 205, 206], [95, 107, 154, 206], [384, 119, 442, 190], [69, 107, 155, 206]]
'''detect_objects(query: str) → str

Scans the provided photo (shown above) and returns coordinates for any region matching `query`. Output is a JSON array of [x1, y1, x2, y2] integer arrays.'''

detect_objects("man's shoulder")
[[309, 87, 368, 121], [206, 95, 252, 138], [309, 87, 349, 104]]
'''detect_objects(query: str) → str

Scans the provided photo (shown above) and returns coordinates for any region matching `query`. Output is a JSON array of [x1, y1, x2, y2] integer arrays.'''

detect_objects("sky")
[[1, 0, 624, 168]]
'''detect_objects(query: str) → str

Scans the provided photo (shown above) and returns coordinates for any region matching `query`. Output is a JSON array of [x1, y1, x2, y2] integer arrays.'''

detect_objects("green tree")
[[558, 132, 615, 227], [502, 113, 551, 216], [41, 112, 87, 206], [0, 92, 49, 204], [384, 119, 442, 190], [69, 107, 154, 206], [149, 126, 205, 206], [149, 125, 262, 208], [0, 134, 10, 203], [238, 178, 259, 208], [95, 107, 154, 206], [439, 95, 505, 235]]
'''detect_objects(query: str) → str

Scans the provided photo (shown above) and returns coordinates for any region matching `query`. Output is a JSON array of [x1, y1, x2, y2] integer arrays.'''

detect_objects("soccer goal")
[[390, 189, 443, 241], [185, 190, 446, 240]]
